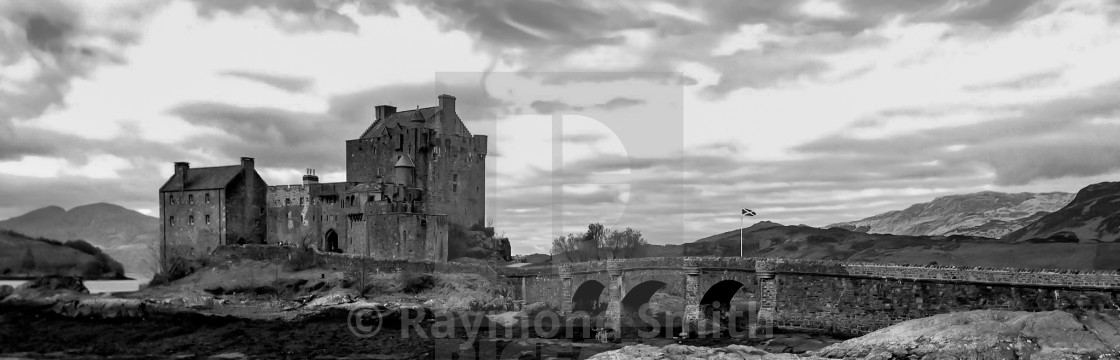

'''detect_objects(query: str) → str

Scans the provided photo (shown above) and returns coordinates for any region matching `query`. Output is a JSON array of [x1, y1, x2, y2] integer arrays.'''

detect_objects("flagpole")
[[740, 212, 744, 258]]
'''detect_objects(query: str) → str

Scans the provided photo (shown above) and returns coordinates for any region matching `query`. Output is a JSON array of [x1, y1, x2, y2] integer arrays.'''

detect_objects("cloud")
[[222, 71, 314, 93], [0, 0, 156, 121], [188, 0, 359, 32], [530, 97, 645, 114], [794, 81, 1120, 186]]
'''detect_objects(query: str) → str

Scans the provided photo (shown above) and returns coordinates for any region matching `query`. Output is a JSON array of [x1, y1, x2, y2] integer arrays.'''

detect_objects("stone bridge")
[[508, 257, 776, 331], [507, 257, 1120, 335]]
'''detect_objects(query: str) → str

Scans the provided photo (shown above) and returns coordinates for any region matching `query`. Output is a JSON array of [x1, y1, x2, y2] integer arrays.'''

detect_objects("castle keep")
[[159, 94, 486, 265]]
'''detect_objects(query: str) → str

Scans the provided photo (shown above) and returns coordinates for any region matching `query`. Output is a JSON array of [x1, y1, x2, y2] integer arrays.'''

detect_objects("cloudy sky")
[[3, 0, 1120, 254]]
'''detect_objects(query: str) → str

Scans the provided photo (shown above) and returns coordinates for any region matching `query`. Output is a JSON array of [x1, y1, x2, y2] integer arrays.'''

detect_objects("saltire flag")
[[742, 208, 756, 216]]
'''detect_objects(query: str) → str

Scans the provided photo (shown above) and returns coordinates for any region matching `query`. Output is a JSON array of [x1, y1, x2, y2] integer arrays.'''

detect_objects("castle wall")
[[160, 189, 223, 261], [211, 244, 496, 280], [266, 185, 314, 246], [426, 134, 486, 227], [222, 172, 268, 245], [367, 213, 448, 261], [345, 129, 486, 228], [310, 182, 350, 252]]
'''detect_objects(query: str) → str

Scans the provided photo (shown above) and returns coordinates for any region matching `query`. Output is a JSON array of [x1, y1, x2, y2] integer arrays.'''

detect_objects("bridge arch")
[[699, 279, 758, 322], [621, 280, 667, 312], [700, 280, 744, 312], [572, 280, 607, 315]]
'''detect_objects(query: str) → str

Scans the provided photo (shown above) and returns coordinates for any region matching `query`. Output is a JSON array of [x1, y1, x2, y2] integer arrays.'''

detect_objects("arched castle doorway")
[[325, 229, 340, 253]]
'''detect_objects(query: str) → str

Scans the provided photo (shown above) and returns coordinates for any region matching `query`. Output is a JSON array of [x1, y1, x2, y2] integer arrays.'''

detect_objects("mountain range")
[[1003, 182, 1120, 243], [827, 191, 1074, 238], [0, 203, 159, 279]]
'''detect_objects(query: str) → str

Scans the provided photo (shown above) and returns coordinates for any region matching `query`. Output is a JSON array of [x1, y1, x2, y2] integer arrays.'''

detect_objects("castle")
[[159, 94, 486, 266]]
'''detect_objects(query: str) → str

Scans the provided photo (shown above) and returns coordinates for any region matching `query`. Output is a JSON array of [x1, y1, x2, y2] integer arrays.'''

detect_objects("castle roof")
[[159, 165, 242, 192], [360, 106, 443, 139], [394, 154, 416, 168]]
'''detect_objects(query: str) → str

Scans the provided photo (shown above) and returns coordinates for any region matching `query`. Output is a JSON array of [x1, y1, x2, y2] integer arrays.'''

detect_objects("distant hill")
[[683, 224, 1120, 270], [0, 203, 159, 278], [0, 230, 125, 279], [827, 191, 1073, 238], [1003, 182, 1120, 243], [692, 221, 784, 243]]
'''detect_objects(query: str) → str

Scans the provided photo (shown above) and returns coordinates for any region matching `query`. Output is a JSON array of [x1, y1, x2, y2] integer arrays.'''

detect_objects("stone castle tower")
[[263, 94, 486, 261]]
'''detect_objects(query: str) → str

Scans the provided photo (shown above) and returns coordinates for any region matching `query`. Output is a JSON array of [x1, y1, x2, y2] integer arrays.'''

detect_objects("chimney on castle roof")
[[241, 157, 254, 174], [303, 168, 319, 185], [174, 162, 189, 189], [375, 105, 397, 121], [438, 94, 455, 116]]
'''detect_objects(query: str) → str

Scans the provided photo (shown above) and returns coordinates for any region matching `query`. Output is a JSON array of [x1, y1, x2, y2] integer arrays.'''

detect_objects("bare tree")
[[550, 234, 581, 262], [608, 227, 647, 259], [553, 224, 648, 261], [583, 223, 606, 260]]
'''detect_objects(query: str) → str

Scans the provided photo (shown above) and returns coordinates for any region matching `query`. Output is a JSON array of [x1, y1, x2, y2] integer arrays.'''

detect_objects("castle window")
[[300, 197, 304, 206], [205, 193, 211, 203], [205, 215, 211, 225], [188, 194, 194, 204], [169, 195, 176, 205], [188, 215, 195, 226], [285, 198, 291, 206], [169, 216, 175, 226], [452, 173, 459, 193]]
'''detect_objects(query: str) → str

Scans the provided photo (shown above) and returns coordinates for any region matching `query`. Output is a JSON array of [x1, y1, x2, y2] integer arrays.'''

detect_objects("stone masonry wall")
[[162, 189, 224, 261], [769, 259, 1120, 335], [266, 185, 313, 246], [211, 245, 496, 281], [212, 244, 295, 262]]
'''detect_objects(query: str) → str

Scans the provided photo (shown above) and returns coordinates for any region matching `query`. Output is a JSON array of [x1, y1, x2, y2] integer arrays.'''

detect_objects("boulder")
[[485, 311, 520, 327], [0, 284, 13, 300], [516, 301, 550, 320], [815, 310, 1120, 359]]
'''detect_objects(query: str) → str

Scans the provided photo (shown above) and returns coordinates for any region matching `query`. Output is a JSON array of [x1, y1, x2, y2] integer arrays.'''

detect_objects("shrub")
[[285, 247, 321, 272], [398, 270, 436, 294], [469, 223, 496, 238], [148, 256, 207, 287]]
